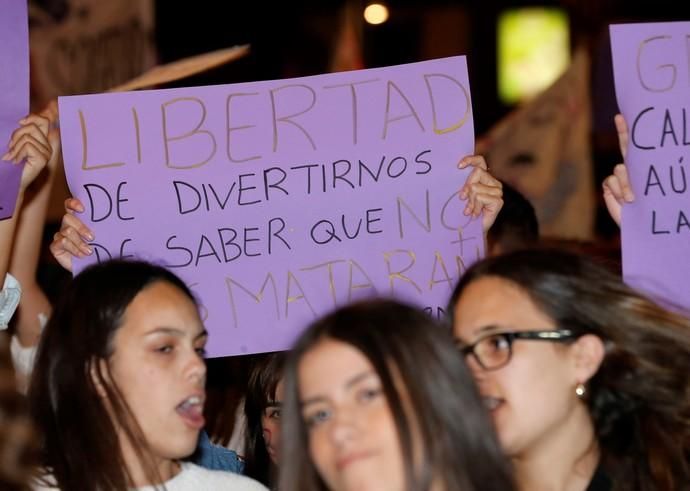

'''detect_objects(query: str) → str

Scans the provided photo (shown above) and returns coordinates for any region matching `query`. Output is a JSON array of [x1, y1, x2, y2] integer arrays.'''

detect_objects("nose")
[[329, 408, 356, 449], [186, 349, 207, 387]]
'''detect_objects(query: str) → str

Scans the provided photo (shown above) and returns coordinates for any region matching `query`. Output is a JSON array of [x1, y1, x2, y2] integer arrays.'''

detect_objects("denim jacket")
[[193, 430, 245, 474]]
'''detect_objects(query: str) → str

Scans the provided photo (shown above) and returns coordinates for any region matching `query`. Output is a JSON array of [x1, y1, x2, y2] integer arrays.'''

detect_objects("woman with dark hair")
[[28, 260, 267, 490], [243, 352, 286, 488], [279, 299, 515, 491], [450, 249, 690, 491]]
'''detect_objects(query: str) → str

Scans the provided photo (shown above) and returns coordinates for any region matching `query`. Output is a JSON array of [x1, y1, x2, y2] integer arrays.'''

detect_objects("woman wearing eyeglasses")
[[450, 249, 690, 491]]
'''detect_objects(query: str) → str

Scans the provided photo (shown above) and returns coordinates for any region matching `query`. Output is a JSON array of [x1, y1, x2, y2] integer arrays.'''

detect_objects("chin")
[[341, 470, 388, 491], [499, 436, 524, 458], [345, 479, 384, 491], [165, 437, 200, 460]]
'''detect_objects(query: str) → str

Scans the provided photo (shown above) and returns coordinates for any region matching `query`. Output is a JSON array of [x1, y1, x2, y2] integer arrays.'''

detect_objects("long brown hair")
[[28, 260, 197, 490], [449, 249, 690, 490], [279, 299, 515, 491]]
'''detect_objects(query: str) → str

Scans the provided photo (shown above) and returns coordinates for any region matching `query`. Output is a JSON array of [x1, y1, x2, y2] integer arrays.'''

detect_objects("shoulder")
[[170, 463, 269, 490]]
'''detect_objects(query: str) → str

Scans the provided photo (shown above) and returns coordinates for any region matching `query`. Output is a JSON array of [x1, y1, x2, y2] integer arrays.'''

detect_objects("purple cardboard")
[[0, 0, 29, 219], [59, 56, 483, 356], [610, 22, 690, 310]]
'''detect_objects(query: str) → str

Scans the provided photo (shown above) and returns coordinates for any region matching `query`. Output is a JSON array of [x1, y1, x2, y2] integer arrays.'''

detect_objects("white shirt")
[[0, 273, 21, 330], [33, 463, 269, 491], [137, 463, 268, 490]]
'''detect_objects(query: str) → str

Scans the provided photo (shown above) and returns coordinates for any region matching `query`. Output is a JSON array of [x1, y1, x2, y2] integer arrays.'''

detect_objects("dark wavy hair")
[[449, 249, 690, 490], [279, 299, 515, 491], [243, 351, 286, 487], [28, 259, 197, 490]]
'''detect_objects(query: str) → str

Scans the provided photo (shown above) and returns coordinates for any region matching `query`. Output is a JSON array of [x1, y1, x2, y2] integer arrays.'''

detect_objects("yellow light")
[[364, 3, 389, 25], [498, 8, 570, 104]]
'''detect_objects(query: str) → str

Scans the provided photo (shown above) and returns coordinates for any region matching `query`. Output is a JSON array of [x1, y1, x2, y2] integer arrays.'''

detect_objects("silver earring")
[[575, 383, 586, 398]]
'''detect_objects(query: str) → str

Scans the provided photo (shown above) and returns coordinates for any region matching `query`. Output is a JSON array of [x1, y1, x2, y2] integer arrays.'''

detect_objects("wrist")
[[14, 187, 25, 207]]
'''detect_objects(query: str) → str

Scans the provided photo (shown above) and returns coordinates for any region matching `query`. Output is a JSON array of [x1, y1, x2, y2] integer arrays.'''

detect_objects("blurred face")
[[298, 339, 405, 491], [262, 379, 284, 464], [106, 281, 207, 465], [452, 277, 582, 458]]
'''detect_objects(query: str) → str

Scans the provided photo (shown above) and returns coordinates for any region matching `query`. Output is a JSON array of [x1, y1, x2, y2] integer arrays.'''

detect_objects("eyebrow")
[[266, 400, 282, 408], [472, 324, 506, 338], [144, 326, 208, 340], [300, 370, 377, 407]]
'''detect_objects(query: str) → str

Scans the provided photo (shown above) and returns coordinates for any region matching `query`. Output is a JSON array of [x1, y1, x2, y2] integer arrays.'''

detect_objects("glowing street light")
[[364, 3, 389, 25]]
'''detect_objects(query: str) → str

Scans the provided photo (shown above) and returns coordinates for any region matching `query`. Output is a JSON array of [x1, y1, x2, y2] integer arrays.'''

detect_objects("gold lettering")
[[423, 73, 470, 134], [347, 259, 378, 301], [226, 92, 262, 163], [397, 190, 431, 238], [79, 110, 126, 170], [161, 97, 217, 169], [450, 228, 480, 257], [429, 251, 453, 291], [132, 107, 142, 164], [225, 273, 279, 329], [323, 79, 379, 145], [285, 270, 316, 318], [300, 260, 346, 307], [270, 84, 317, 152], [382, 80, 425, 139], [383, 249, 422, 294], [455, 255, 467, 277], [636, 36, 676, 92], [440, 189, 472, 231]]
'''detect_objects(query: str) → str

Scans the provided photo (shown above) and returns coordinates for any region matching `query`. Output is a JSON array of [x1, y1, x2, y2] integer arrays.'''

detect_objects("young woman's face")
[[107, 281, 208, 462], [262, 378, 284, 465], [298, 339, 405, 491], [452, 276, 583, 458]]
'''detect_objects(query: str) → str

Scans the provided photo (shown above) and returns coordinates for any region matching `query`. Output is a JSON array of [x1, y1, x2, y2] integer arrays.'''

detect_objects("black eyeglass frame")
[[456, 329, 579, 371]]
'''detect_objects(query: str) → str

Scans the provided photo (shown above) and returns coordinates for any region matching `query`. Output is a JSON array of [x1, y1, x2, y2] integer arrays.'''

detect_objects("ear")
[[570, 334, 605, 384], [88, 357, 110, 398]]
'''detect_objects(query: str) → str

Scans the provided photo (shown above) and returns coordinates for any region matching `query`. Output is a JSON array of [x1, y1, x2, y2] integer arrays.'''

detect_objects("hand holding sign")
[[50, 197, 94, 272], [457, 154, 503, 229], [602, 114, 635, 226], [2, 115, 52, 192]]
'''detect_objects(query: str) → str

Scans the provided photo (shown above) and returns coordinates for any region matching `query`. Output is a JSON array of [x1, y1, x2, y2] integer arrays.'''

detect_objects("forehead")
[[453, 277, 553, 338], [298, 339, 375, 397], [118, 281, 201, 336]]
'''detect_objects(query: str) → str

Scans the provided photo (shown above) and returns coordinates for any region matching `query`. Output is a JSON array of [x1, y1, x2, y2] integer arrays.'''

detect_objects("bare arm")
[[9, 102, 61, 346]]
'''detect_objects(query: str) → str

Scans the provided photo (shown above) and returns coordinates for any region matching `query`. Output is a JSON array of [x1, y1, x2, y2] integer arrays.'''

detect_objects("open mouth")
[[176, 394, 205, 429], [482, 396, 504, 412]]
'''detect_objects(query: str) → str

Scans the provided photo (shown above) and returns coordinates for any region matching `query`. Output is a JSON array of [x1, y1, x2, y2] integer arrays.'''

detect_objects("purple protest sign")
[[59, 56, 482, 357], [0, 0, 29, 219], [610, 22, 690, 309]]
